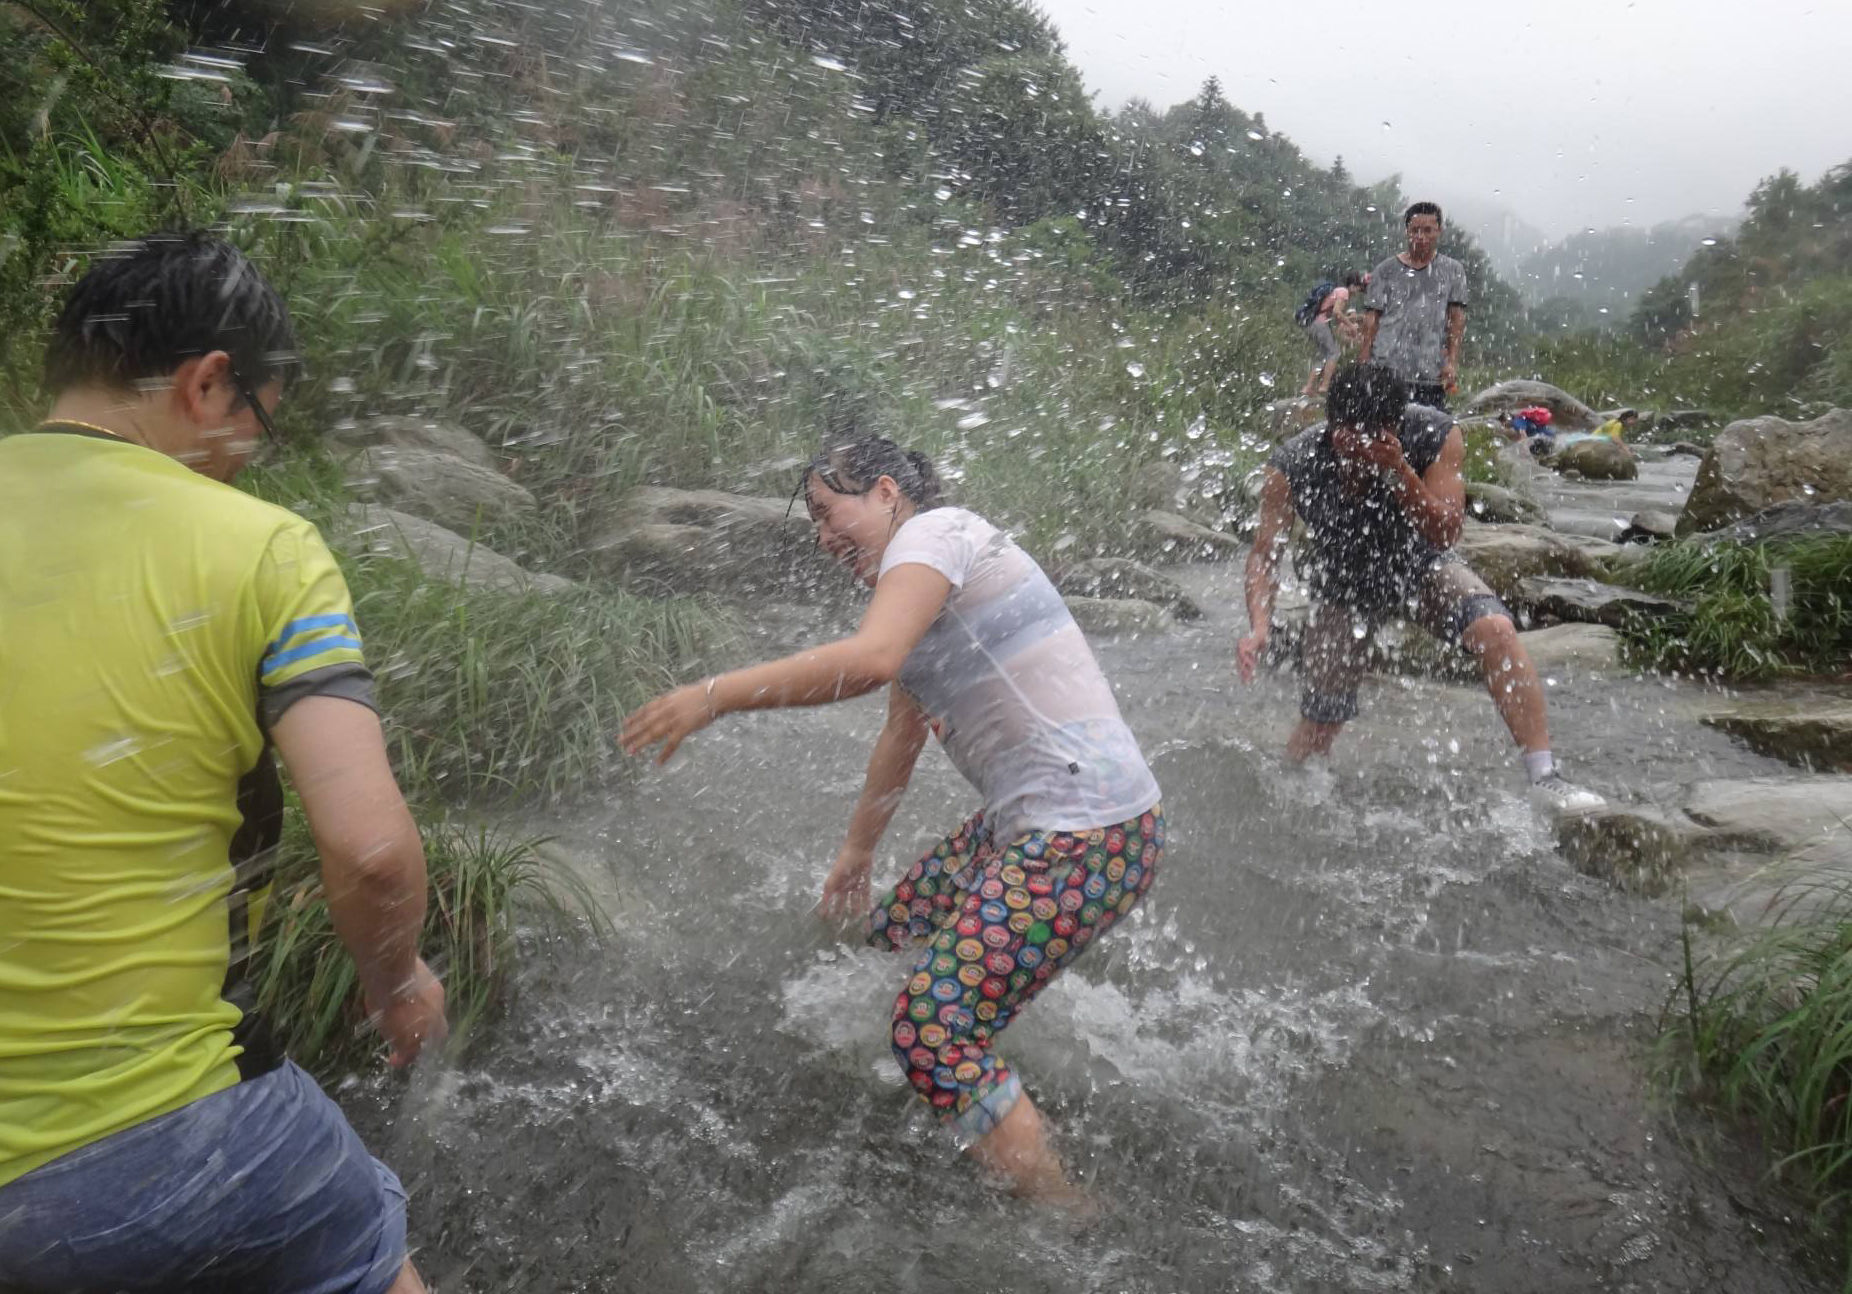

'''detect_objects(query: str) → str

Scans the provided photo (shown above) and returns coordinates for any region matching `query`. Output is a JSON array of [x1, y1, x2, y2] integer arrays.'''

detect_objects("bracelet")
[[703, 675, 718, 718]]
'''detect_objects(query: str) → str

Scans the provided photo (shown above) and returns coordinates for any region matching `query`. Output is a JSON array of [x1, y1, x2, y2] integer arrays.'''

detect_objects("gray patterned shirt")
[[1364, 253, 1469, 384]]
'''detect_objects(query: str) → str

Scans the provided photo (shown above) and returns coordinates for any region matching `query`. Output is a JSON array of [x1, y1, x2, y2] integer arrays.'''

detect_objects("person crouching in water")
[[621, 437, 1163, 1202], [1236, 362, 1604, 813]]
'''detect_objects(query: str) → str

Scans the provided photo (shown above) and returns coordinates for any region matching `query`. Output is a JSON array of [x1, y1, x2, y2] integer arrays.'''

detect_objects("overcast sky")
[[1031, 0, 1851, 245]]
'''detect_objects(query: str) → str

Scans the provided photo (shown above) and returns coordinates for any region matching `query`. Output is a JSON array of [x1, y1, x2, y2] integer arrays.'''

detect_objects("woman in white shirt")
[[621, 436, 1164, 1202]]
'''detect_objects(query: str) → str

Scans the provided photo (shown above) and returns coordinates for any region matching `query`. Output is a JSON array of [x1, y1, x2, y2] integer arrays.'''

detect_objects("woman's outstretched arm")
[[620, 563, 951, 763]]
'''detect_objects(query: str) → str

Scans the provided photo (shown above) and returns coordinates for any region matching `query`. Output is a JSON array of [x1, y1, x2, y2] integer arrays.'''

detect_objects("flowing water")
[[343, 546, 1830, 1293]]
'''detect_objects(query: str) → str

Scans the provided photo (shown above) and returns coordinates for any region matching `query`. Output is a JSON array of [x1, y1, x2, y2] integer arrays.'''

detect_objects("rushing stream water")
[[343, 514, 1830, 1293]]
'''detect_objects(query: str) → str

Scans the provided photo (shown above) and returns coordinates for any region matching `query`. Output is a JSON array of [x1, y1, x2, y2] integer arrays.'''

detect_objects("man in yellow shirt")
[[0, 233, 445, 1293]]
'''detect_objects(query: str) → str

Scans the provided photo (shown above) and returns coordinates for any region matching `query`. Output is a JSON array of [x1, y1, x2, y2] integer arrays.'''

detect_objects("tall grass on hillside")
[[352, 557, 725, 804], [1663, 866, 1852, 1283], [252, 812, 607, 1073], [1619, 536, 1852, 681]]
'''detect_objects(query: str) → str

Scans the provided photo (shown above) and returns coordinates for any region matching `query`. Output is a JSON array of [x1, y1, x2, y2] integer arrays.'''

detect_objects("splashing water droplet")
[[1125, 362, 1145, 378]]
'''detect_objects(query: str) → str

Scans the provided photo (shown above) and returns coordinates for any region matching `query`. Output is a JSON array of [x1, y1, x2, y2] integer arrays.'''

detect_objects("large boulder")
[[338, 504, 575, 596], [584, 487, 830, 592], [1137, 511, 1242, 561], [330, 414, 537, 533], [1452, 522, 1595, 601], [1678, 408, 1852, 535], [1464, 480, 1546, 525], [1705, 499, 1852, 545], [329, 414, 500, 470], [1462, 380, 1600, 431], [1511, 576, 1688, 628], [1549, 437, 1638, 482], [1558, 775, 1852, 896], [1054, 558, 1203, 620], [1699, 695, 1852, 773], [359, 446, 537, 533]]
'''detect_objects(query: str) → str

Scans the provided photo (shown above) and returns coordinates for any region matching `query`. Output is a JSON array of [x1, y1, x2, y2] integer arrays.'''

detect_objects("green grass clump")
[[1618, 536, 1852, 680], [1663, 868, 1852, 1280], [350, 557, 726, 804], [251, 812, 606, 1073]]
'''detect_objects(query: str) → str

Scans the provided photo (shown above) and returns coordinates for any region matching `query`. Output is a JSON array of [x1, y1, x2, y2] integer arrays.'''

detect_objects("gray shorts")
[[1305, 318, 1340, 365], [1300, 556, 1511, 725]]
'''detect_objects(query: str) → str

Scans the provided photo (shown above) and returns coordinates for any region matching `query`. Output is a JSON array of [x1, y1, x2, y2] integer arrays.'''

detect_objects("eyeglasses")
[[229, 367, 280, 443]]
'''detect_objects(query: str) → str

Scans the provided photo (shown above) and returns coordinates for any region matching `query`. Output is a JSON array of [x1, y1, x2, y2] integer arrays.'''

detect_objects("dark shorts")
[[1300, 555, 1510, 725], [0, 1061, 407, 1294]]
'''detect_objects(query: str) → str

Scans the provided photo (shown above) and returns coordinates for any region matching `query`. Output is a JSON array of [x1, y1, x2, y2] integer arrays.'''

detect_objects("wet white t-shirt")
[[878, 508, 1161, 840]]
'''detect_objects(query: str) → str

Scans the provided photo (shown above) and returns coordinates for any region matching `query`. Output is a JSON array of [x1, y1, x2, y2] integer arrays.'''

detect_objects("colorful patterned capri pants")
[[868, 805, 1165, 1144]]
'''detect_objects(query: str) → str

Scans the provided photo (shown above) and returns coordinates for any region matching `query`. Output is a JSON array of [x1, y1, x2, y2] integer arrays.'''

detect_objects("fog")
[[1034, 0, 1851, 244]]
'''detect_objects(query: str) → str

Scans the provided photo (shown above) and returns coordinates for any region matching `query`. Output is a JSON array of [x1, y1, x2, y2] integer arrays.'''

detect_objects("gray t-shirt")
[[1364, 253, 1469, 384]]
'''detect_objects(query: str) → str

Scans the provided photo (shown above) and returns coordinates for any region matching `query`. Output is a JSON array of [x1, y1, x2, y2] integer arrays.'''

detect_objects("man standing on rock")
[[1236, 362, 1604, 814], [0, 233, 444, 1293], [1358, 202, 1469, 411]]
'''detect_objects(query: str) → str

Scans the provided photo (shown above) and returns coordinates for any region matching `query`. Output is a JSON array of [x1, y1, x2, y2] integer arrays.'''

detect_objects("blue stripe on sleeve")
[[266, 613, 359, 656], [262, 635, 365, 677]]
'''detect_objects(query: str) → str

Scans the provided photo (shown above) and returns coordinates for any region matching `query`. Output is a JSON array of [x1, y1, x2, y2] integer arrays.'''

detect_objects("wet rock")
[[1463, 380, 1600, 431], [1704, 498, 1852, 545], [1678, 408, 1852, 535], [1684, 777, 1852, 851], [1065, 596, 1173, 636], [1264, 397, 1323, 442], [1668, 441, 1708, 459], [1699, 695, 1852, 773], [1137, 510, 1243, 561], [1054, 558, 1203, 620], [584, 486, 827, 592], [329, 414, 500, 470], [1511, 576, 1688, 628], [339, 503, 576, 596], [1517, 623, 1622, 676], [1634, 408, 1720, 438], [1549, 438, 1638, 482], [1595, 544, 1655, 582], [1127, 459, 1188, 514], [1453, 522, 1595, 601], [1559, 776, 1852, 896], [1465, 480, 1546, 525], [1618, 510, 1679, 543], [352, 445, 537, 533], [1557, 805, 1707, 895]]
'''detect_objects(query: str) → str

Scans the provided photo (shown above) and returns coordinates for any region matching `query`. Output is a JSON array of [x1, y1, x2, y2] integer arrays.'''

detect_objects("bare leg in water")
[[967, 1093, 1083, 1204]]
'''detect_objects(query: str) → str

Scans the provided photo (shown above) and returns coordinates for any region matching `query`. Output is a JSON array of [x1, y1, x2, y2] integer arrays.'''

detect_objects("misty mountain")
[[1515, 215, 1738, 327]]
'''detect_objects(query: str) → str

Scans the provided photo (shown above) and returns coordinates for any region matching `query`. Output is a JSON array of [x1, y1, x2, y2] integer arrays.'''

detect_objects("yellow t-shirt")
[[0, 428, 368, 1187], [1595, 418, 1627, 442]]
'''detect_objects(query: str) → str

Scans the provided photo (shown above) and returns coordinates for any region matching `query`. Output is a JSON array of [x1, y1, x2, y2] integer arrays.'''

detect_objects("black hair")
[[1342, 269, 1367, 289], [1403, 201, 1443, 228], [1325, 362, 1408, 432], [802, 436, 945, 510], [43, 231, 298, 398]]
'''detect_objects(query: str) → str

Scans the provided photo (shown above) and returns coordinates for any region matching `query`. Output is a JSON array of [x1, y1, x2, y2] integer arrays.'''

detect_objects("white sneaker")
[[1530, 773, 1607, 816]]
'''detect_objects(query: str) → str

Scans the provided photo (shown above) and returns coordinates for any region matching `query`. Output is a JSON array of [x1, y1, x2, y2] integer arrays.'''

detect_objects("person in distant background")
[[1593, 408, 1639, 443], [1358, 202, 1470, 411], [1504, 405, 1556, 456], [1300, 270, 1369, 398]]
